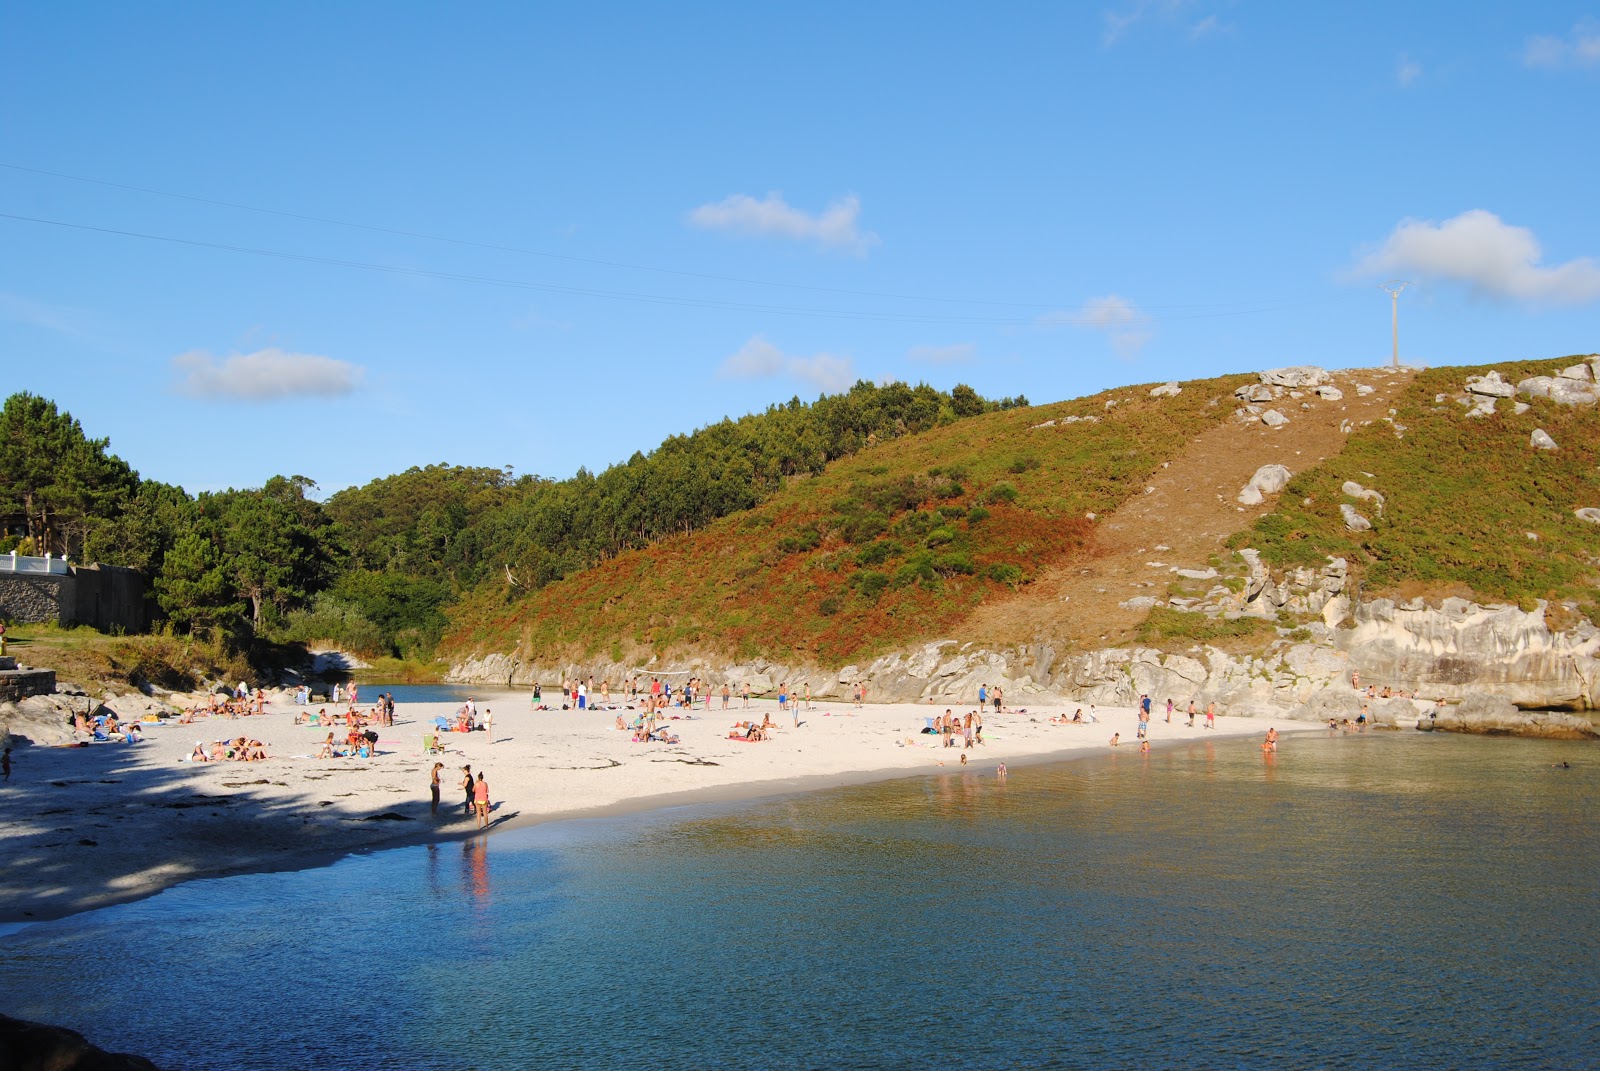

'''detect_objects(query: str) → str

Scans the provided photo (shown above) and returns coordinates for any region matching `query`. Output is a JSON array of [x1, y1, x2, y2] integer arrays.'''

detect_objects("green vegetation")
[[0, 381, 1019, 662], [442, 373, 1255, 665], [1228, 357, 1600, 616], [1135, 608, 1278, 646]]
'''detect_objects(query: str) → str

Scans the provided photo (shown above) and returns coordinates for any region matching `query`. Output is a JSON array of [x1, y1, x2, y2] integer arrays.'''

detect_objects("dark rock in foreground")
[[0, 1014, 162, 1071]]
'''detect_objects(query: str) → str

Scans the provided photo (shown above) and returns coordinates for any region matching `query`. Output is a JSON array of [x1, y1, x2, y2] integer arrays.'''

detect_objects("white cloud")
[[717, 335, 857, 393], [687, 192, 879, 254], [1190, 14, 1221, 39], [1041, 295, 1154, 358], [172, 347, 366, 400], [1353, 209, 1600, 305], [1396, 54, 1422, 87], [1523, 20, 1600, 69], [907, 343, 976, 365]]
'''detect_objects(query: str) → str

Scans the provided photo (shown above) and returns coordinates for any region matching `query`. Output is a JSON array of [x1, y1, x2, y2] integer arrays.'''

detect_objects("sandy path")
[[0, 693, 1316, 923], [964, 367, 1415, 649]]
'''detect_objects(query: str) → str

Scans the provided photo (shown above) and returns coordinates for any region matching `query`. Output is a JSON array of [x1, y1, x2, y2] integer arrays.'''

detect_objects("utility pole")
[[1379, 280, 1411, 367]]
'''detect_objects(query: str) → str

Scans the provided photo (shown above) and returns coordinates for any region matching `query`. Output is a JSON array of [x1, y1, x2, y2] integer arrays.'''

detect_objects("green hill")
[[440, 373, 1254, 665]]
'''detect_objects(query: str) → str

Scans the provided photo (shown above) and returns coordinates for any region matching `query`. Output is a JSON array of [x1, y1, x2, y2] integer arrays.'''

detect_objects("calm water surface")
[[3, 731, 1595, 1070]]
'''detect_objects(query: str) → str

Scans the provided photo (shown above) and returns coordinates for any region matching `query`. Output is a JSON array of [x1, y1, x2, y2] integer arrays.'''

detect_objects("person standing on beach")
[[978, 683, 987, 710], [993, 686, 1003, 714], [461, 765, 474, 815], [474, 772, 490, 829], [484, 708, 494, 743], [1165, 698, 1174, 724], [1138, 695, 1150, 739], [430, 762, 444, 814], [1187, 700, 1197, 728], [1205, 702, 1216, 729]]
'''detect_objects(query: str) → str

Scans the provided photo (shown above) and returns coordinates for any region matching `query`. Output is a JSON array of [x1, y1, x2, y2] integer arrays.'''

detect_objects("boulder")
[[1237, 463, 1291, 504], [1518, 375, 1600, 406], [1120, 596, 1159, 612], [1149, 382, 1182, 398], [0, 1014, 163, 1071], [1464, 397, 1496, 418], [1432, 692, 1599, 739], [1259, 366, 1331, 388], [1355, 384, 1375, 396], [1314, 385, 1344, 401], [1261, 409, 1289, 427], [1340, 481, 1385, 512], [1575, 508, 1600, 525], [1531, 429, 1558, 451], [1235, 383, 1277, 403], [1465, 371, 1516, 398], [1557, 363, 1594, 382], [1340, 504, 1372, 532], [0, 694, 96, 747]]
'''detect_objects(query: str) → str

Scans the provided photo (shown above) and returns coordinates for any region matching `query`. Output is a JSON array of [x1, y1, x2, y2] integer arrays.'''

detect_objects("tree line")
[[0, 381, 1024, 658]]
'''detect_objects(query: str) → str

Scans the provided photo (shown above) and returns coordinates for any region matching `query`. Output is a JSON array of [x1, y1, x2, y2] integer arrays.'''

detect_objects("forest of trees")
[[0, 382, 1024, 660]]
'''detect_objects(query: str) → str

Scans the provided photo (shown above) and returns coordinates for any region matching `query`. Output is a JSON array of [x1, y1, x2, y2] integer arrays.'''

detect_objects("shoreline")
[[0, 693, 1318, 926]]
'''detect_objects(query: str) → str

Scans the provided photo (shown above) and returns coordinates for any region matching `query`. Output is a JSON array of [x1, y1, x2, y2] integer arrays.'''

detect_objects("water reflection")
[[0, 732, 1593, 1071]]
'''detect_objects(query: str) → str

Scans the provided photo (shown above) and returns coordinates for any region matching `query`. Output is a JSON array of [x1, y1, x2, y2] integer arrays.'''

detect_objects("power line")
[[0, 160, 1307, 315], [0, 210, 1318, 327]]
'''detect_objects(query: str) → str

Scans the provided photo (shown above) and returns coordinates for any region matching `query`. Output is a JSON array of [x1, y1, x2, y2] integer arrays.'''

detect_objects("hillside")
[[441, 372, 1255, 665], [442, 355, 1600, 673]]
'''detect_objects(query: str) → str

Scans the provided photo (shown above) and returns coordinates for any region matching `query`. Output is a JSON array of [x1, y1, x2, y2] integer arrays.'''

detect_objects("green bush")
[[855, 540, 901, 567], [966, 506, 991, 525], [984, 482, 1019, 505], [986, 563, 1024, 586], [850, 570, 891, 600]]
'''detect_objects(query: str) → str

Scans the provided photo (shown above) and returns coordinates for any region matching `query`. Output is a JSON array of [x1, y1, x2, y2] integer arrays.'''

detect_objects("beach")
[[0, 691, 1317, 923]]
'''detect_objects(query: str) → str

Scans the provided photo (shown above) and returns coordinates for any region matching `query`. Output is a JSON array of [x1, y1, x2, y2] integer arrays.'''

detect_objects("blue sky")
[[2, 3, 1597, 495]]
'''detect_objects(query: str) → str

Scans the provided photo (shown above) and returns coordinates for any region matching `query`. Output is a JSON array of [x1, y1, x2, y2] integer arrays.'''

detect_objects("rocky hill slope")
[[445, 357, 1600, 733]]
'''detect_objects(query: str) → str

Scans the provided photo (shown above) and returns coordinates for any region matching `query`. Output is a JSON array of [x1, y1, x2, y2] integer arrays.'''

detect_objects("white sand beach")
[[0, 692, 1319, 923]]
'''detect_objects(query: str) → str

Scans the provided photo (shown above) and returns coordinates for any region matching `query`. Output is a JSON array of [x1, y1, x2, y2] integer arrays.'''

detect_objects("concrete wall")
[[0, 564, 145, 633]]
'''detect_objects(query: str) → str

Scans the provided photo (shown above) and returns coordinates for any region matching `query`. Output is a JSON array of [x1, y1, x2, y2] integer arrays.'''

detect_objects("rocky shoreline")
[[448, 587, 1599, 741]]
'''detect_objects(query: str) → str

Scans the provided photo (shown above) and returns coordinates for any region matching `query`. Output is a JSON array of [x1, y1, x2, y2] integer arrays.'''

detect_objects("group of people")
[[189, 736, 268, 762], [75, 710, 144, 743], [924, 708, 984, 748], [318, 725, 378, 758], [976, 683, 1005, 712], [431, 762, 492, 828]]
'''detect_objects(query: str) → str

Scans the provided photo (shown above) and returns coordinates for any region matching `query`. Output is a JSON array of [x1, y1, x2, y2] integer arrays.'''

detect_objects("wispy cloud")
[[1103, 1, 1226, 47], [0, 292, 92, 338], [172, 348, 366, 400], [1523, 19, 1600, 70], [687, 192, 879, 254], [1396, 54, 1422, 87], [1352, 209, 1600, 305], [717, 335, 858, 393], [907, 343, 976, 365], [1041, 295, 1154, 358]]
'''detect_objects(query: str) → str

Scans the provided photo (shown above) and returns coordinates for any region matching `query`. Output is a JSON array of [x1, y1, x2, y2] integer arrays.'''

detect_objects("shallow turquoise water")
[[2, 731, 1595, 1069]]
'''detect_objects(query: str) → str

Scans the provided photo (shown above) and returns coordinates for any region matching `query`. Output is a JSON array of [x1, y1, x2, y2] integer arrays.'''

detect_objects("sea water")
[[2, 731, 1594, 1070]]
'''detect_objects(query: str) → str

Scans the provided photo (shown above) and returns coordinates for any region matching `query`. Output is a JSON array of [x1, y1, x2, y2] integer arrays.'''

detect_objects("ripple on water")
[[1, 731, 1595, 1070]]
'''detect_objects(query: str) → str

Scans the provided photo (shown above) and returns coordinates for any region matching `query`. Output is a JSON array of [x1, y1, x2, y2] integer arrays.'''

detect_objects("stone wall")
[[0, 572, 72, 625], [0, 564, 145, 632]]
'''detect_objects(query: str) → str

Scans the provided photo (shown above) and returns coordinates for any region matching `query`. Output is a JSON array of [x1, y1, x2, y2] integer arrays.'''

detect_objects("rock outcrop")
[[0, 1014, 162, 1071]]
